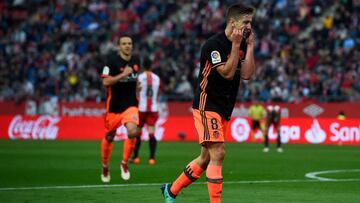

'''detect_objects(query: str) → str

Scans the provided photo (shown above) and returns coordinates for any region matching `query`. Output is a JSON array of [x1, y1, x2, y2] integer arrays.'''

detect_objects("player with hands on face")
[[161, 3, 256, 203]]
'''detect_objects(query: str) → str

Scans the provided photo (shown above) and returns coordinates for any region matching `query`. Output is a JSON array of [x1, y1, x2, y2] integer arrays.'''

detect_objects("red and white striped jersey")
[[266, 105, 281, 113], [266, 104, 281, 123], [138, 71, 160, 112]]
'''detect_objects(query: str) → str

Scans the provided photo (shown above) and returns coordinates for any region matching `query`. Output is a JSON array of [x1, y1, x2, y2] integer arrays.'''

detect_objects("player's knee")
[[127, 127, 138, 138], [105, 132, 115, 143], [199, 155, 210, 168], [218, 149, 225, 161], [147, 126, 155, 134], [125, 122, 138, 138], [213, 147, 225, 162]]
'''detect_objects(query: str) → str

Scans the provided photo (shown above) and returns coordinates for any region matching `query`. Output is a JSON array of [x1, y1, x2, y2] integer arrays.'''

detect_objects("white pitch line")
[[305, 169, 360, 181], [1, 178, 360, 191]]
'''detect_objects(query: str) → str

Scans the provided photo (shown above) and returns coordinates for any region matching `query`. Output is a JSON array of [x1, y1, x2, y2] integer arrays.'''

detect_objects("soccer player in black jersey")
[[162, 3, 256, 203], [100, 36, 140, 182]]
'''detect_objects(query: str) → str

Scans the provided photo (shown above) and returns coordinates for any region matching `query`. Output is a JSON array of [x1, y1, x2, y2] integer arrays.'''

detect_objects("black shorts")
[[251, 120, 260, 130], [266, 119, 280, 128]]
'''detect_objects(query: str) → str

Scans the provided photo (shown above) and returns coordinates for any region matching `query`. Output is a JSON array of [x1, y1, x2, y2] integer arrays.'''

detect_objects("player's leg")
[[121, 107, 140, 180], [275, 123, 283, 152], [205, 115, 227, 203], [131, 112, 146, 164], [206, 142, 225, 203], [101, 113, 122, 183], [147, 112, 159, 165], [162, 147, 209, 202], [101, 130, 116, 183], [170, 147, 209, 194], [148, 124, 157, 165], [102, 131, 115, 167], [263, 119, 270, 152], [253, 120, 262, 140], [251, 120, 257, 139], [120, 121, 138, 180], [162, 109, 212, 202], [131, 130, 142, 164]]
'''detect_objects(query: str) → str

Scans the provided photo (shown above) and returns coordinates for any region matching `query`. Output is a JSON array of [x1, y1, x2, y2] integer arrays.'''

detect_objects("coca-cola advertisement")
[[7, 115, 60, 140]]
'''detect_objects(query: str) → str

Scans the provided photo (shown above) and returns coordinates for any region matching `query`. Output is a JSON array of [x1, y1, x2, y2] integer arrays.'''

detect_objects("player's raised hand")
[[231, 27, 243, 45], [123, 65, 133, 76], [246, 29, 255, 48]]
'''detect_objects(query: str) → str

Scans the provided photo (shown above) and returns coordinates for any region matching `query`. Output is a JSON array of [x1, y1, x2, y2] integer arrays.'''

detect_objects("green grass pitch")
[[0, 140, 359, 203]]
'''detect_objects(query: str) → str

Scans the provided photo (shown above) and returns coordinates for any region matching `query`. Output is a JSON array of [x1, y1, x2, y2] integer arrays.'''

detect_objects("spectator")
[[0, 0, 359, 107]]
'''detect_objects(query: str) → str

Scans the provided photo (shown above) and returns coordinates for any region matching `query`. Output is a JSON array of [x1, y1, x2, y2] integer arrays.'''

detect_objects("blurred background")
[[0, 0, 359, 107]]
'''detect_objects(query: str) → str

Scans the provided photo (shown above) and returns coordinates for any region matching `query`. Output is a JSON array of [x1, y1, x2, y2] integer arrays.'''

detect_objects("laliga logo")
[[231, 118, 250, 142], [8, 115, 60, 140], [305, 119, 326, 144]]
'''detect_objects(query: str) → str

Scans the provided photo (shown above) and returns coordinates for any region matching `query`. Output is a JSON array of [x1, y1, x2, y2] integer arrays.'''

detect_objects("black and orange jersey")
[[192, 31, 247, 120], [101, 51, 140, 113]]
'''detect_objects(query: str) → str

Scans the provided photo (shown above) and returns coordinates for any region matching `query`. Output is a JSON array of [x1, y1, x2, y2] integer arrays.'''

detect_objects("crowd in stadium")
[[0, 0, 359, 106]]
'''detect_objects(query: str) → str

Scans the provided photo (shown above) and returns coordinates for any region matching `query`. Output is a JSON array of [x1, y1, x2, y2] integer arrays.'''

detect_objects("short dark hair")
[[143, 57, 152, 70], [117, 35, 132, 45], [226, 3, 255, 22]]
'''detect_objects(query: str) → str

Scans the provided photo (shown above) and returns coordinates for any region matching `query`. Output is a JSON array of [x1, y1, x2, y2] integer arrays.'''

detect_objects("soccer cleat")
[[120, 161, 130, 181], [132, 157, 140, 164], [263, 147, 269, 153], [148, 159, 155, 165], [277, 148, 283, 153], [161, 183, 176, 203], [101, 165, 111, 183]]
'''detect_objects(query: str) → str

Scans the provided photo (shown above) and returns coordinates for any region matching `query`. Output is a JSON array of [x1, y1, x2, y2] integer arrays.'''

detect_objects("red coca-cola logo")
[[8, 115, 60, 140]]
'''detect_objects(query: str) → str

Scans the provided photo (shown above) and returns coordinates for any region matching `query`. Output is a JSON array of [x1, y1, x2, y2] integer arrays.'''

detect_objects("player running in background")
[[131, 57, 161, 165], [248, 100, 266, 140], [100, 35, 140, 182], [263, 104, 282, 152], [161, 3, 256, 203]]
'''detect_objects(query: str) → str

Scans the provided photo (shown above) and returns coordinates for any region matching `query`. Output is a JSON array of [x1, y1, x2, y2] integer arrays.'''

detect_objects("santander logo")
[[8, 115, 60, 140], [305, 119, 326, 144]]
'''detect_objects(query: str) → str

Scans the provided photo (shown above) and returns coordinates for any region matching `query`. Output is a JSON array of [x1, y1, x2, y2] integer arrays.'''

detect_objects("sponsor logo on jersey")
[[133, 64, 139, 72], [102, 66, 110, 75], [213, 130, 220, 138], [211, 51, 221, 64]]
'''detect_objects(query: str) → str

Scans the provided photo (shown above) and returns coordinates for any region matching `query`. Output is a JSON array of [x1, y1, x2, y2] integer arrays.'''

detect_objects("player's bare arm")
[[241, 30, 255, 80], [216, 28, 243, 80], [102, 66, 133, 86]]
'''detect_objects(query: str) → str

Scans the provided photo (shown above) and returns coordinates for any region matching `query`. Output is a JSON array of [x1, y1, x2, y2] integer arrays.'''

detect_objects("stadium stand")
[[0, 0, 359, 106]]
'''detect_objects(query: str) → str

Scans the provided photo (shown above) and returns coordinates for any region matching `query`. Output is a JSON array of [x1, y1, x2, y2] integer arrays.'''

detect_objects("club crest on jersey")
[[213, 131, 220, 138], [133, 64, 139, 72], [211, 51, 221, 64]]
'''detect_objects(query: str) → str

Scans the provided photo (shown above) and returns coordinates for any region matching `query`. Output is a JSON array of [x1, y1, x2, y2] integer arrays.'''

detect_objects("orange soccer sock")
[[101, 137, 113, 166], [122, 138, 137, 162], [170, 160, 204, 196], [206, 165, 223, 203]]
